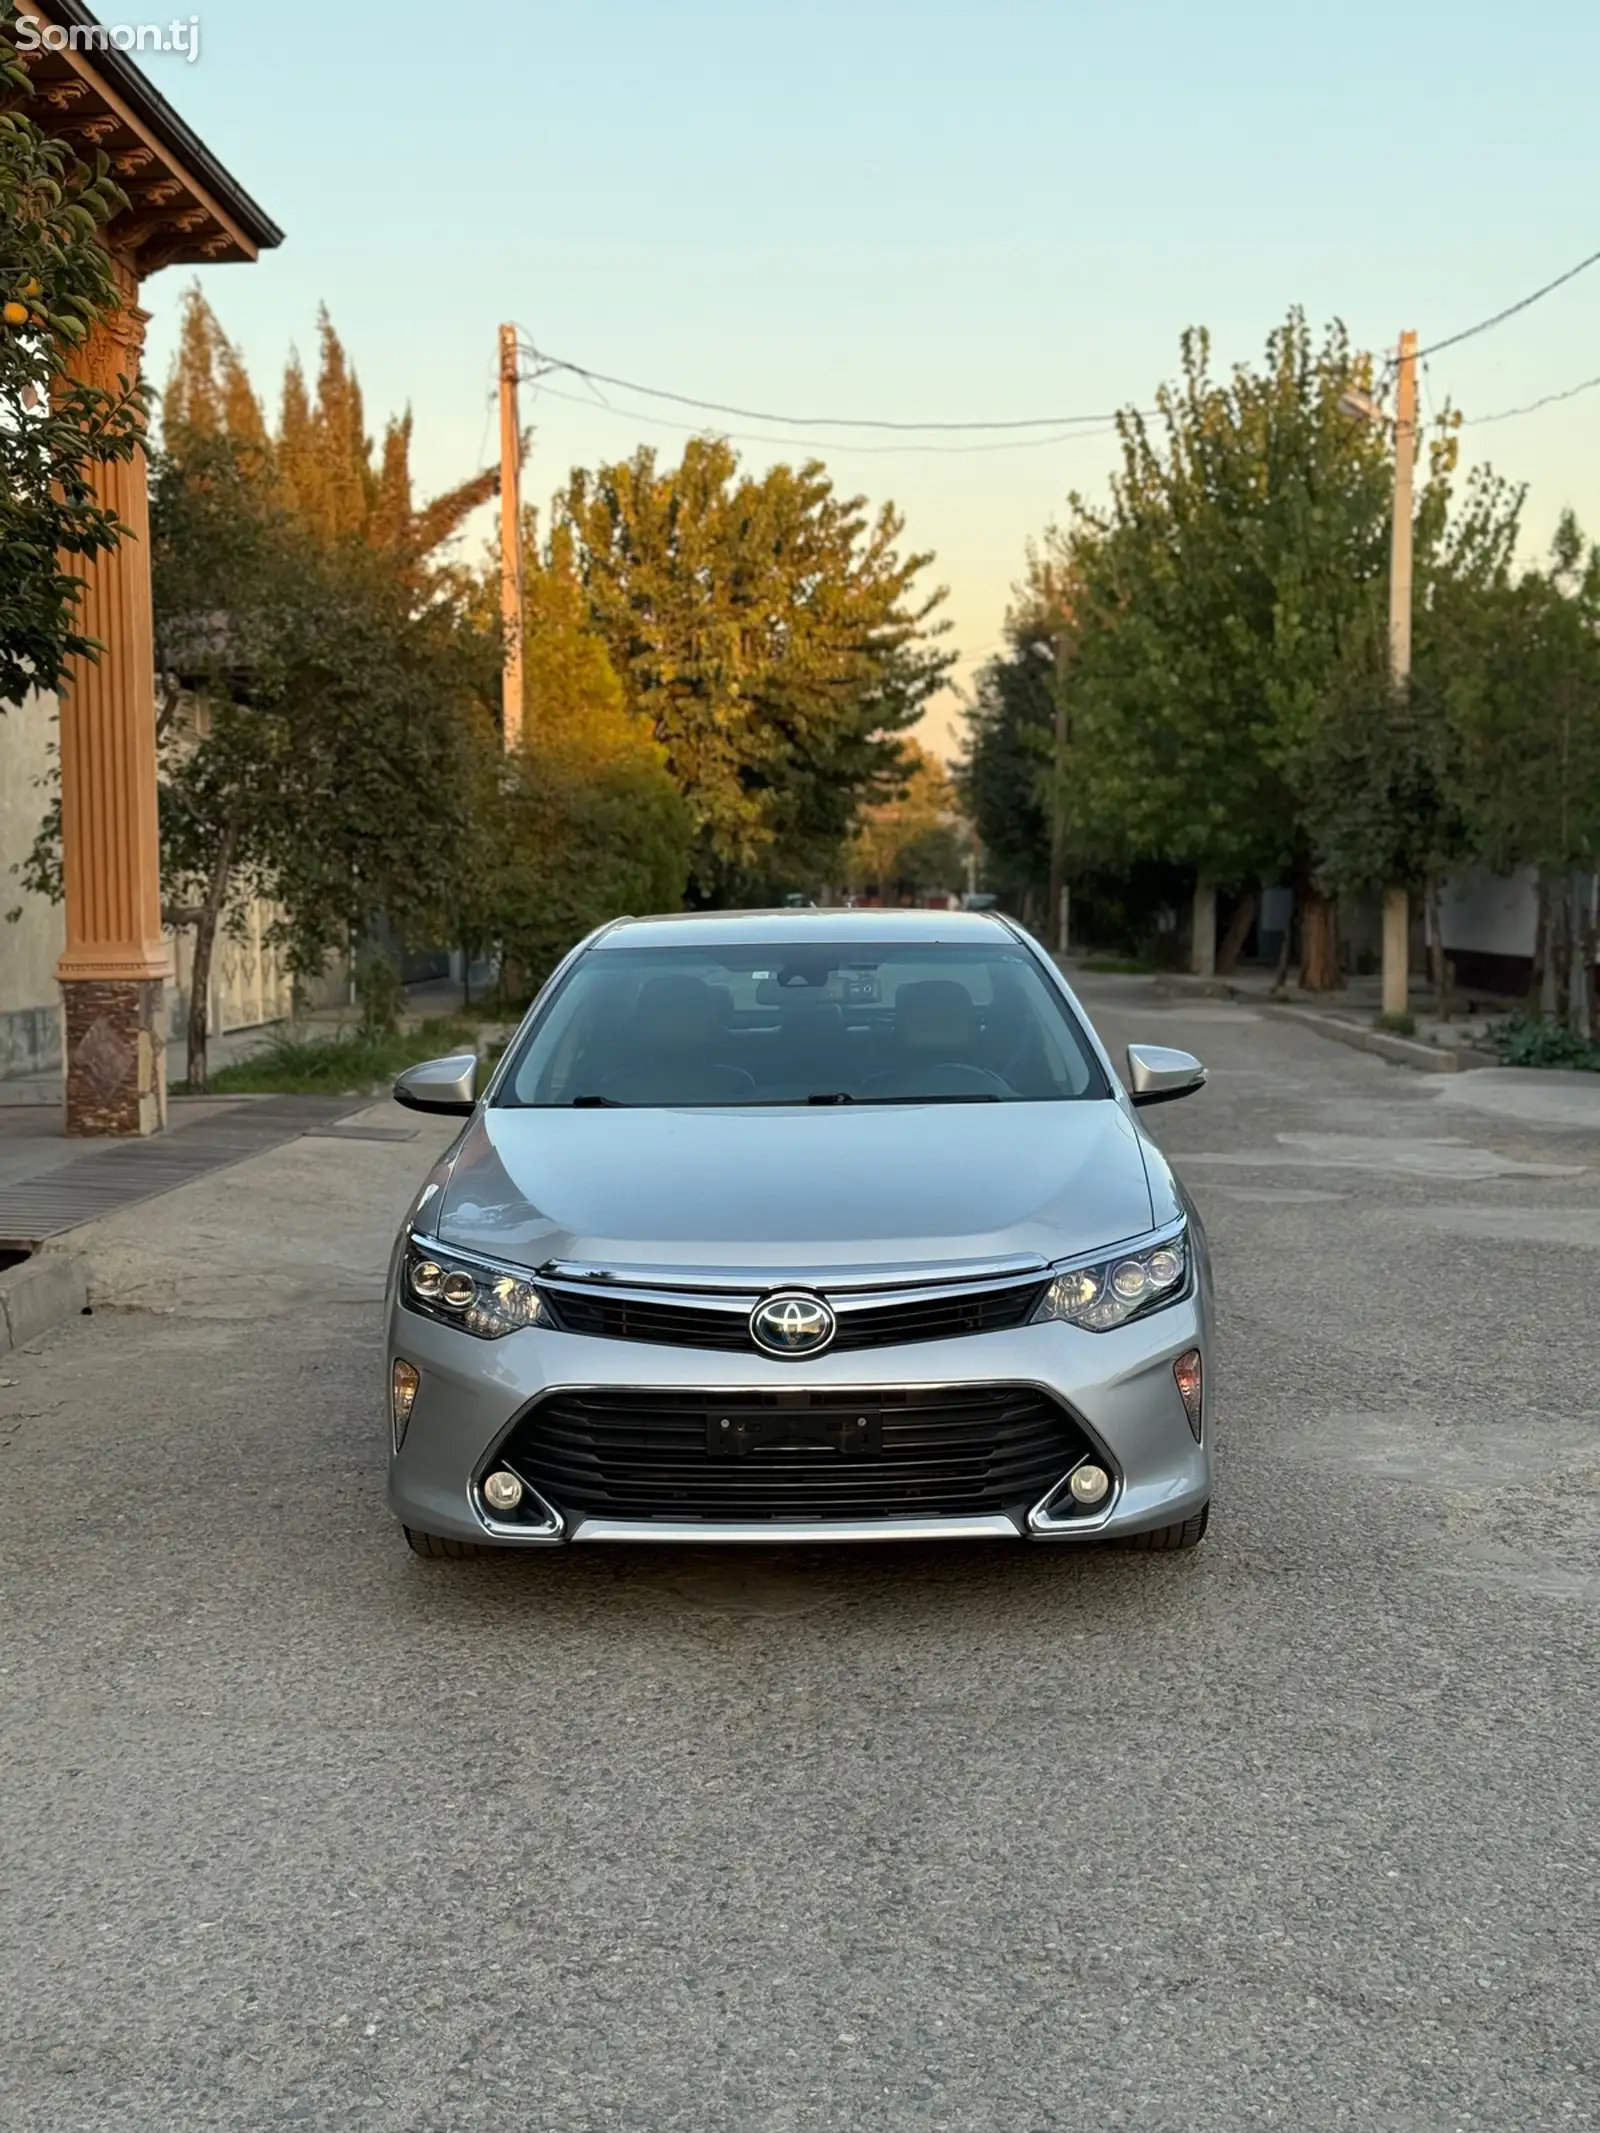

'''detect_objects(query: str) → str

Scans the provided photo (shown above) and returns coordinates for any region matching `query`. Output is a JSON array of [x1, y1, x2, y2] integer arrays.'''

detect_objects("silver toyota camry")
[[385, 910, 1213, 1557]]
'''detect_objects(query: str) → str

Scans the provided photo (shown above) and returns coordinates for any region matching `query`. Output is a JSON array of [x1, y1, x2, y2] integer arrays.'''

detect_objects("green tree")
[[1434, 508, 1600, 1031], [1022, 311, 1510, 987], [0, 10, 145, 709], [473, 528, 691, 996], [959, 628, 1056, 919], [149, 432, 489, 1087], [557, 438, 952, 902]]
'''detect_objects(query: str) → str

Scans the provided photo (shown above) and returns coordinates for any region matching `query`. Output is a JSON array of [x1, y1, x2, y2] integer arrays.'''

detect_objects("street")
[[2, 974, 1596, 2133]]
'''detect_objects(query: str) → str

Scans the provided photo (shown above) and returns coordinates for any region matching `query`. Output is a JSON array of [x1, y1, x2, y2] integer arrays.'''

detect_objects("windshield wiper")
[[807, 1091, 1000, 1106], [569, 1094, 627, 1107]]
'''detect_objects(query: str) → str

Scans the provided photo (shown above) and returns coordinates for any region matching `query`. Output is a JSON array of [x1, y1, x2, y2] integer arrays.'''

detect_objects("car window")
[[495, 941, 1105, 1107]]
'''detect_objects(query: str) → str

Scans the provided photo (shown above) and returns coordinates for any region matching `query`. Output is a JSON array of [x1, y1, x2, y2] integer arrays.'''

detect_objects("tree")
[[1046, 315, 1414, 984], [0, 11, 145, 709], [165, 288, 499, 590], [141, 292, 507, 1080], [1007, 311, 1520, 988], [557, 438, 953, 902], [463, 526, 692, 998], [1433, 508, 1600, 1032], [959, 627, 1056, 920], [846, 742, 967, 899], [146, 429, 491, 1087]]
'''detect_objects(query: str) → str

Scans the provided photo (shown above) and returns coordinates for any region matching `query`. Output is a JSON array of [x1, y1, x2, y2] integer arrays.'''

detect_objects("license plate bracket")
[[707, 1406, 883, 1458]]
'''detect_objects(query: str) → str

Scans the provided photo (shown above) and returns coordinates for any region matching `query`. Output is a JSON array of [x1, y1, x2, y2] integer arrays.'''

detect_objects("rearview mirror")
[[1126, 1043, 1207, 1108], [393, 1051, 479, 1116]]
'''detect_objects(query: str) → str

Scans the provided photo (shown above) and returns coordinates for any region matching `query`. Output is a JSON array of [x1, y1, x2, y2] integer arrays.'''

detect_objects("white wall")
[[0, 689, 66, 1077], [1439, 866, 1538, 960]]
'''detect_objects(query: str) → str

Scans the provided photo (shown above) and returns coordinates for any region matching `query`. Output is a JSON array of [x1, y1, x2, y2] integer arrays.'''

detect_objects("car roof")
[[590, 908, 1019, 952]]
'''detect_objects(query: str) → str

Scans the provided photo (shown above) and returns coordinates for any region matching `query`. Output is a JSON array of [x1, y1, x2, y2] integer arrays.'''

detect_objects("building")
[[0, 0, 281, 1129]]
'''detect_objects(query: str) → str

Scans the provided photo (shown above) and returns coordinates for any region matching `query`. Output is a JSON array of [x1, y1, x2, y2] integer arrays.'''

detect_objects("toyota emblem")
[[750, 1291, 836, 1359]]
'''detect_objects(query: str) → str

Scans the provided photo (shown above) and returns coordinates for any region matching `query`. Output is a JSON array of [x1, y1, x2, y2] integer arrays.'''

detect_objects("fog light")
[[390, 1359, 420, 1448], [482, 1469, 524, 1513], [1068, 1462, 1110, 1505], [1173, 1348, 1203, 1439]]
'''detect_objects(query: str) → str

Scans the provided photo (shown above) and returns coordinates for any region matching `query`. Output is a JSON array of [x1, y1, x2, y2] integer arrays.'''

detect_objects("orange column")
[[55, 261, 170, 1136]]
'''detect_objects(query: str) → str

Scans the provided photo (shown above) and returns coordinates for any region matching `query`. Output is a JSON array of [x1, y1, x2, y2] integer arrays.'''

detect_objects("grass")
[[1079, 955, 1153, 976], [1375, 1010, 1417, 1038], [177, 1015, 496, 1097], [1484, 1014, 1600, 1073]]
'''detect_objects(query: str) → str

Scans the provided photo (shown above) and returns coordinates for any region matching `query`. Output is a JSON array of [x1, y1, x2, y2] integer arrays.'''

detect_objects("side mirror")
[[1126, 1043, 1207, 1108], [393, 1051, 479, 1116]]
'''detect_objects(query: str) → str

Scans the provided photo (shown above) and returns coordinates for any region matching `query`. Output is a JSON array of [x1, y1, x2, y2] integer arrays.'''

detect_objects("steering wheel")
[[860, 1061, 1015, 1099]]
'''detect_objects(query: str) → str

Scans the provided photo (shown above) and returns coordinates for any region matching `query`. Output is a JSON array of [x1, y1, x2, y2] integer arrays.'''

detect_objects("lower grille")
[[500, 1384, 1087, 1523]]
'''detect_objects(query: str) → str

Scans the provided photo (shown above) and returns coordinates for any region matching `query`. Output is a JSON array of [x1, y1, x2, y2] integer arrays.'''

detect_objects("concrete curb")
[[1147, 976, 1499, 1075], [1264, 1004, 1499, 1076], [0, 1250, 90, 1356]]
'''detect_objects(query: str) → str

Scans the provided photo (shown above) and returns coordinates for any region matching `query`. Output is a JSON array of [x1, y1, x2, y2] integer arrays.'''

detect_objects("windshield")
[[495, 940, 1106, 1108]]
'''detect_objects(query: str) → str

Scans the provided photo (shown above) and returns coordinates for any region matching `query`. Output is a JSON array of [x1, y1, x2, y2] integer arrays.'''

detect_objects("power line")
[[522, 375, 1122, 457], [513, 249, 1600, 463], [1413, 242, 1600, 361], [1460, 369, 1600, 426], [516, 334, 1136, 433]]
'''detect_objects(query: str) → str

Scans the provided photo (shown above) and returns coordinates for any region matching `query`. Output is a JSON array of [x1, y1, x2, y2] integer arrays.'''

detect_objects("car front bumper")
[[385, 1292, 1212, 1546]]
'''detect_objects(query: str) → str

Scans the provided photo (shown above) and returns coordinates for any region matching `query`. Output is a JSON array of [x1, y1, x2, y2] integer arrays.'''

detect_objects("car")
[[385, 909, 1213, 1556]]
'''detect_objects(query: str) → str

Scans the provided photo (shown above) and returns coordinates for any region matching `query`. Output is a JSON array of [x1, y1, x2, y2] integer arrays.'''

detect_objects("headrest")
[[633, 975, 720, 1046], [896, 979, 978, 1049]]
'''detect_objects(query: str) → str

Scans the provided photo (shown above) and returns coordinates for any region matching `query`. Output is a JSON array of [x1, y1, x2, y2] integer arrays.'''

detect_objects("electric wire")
[[507, 241, 1600, 461], [1412, 241, 1600, 361], [1460, 370, 1600, 426], [515, 331, 1141, 433], [522, 376, 1122, 457]]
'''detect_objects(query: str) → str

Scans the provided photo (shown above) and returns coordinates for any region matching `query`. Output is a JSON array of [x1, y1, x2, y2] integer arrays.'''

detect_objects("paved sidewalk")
[[1125, 958, 1519, 1056]]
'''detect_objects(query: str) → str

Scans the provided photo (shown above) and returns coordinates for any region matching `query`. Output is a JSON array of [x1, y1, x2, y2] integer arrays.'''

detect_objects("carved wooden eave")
[[12, 0, 283, 279]]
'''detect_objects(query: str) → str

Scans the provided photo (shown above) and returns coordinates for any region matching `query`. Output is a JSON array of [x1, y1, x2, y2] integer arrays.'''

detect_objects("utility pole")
[[498, 323, 524, 752], [1046, 630, 1070, 956], [1382, 330, 1418, 1017]]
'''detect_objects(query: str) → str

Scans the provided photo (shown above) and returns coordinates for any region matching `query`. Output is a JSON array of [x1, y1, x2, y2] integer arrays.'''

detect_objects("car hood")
[[431, 1101, 1154, 1284]]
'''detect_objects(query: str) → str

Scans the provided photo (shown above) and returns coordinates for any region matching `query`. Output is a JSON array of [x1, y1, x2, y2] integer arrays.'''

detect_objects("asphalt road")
[[2, 977, 1596, 2133]]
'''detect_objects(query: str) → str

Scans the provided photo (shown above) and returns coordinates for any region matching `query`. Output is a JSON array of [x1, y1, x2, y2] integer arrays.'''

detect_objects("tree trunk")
[[185, 824, 240, 1095], [1021, 885, 1038, 934], [1271, 891, 1295, 994], [1191, 875, 1217, 977], [1216, 890, 1257, 977], [1529, 872, 1549, 1015], [1568, 871, 1594, 1039], [1424, 875, 1449, 1019], [1542, 870, 1569, 1024], [1298, 889, 1340, 992]]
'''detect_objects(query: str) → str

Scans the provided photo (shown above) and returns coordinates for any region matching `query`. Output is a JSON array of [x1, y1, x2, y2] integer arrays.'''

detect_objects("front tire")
[[403, 1525, 495, 1560], [1120, 1502, 1209, 1552]]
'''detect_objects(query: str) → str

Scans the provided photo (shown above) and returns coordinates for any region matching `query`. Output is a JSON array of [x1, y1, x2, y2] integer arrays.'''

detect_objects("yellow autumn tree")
[[163, 287, 498, 586], [845, 741, 969, 897]]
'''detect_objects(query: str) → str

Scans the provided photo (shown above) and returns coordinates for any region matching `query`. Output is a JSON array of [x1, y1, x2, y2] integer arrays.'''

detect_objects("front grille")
[[499, 1384, 1087, 1523], [547, 1290, 751, 1350], [542, 1276, 1048, 1355]]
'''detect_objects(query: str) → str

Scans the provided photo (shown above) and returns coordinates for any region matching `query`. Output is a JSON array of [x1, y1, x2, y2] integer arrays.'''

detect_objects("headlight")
[[1031, 1225, 1189, 1332], [402, 1239, 548, 1340]]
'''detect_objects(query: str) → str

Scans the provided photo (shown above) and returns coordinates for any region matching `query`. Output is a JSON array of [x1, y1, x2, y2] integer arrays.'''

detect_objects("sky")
[[123, 0, 1600, 759]]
